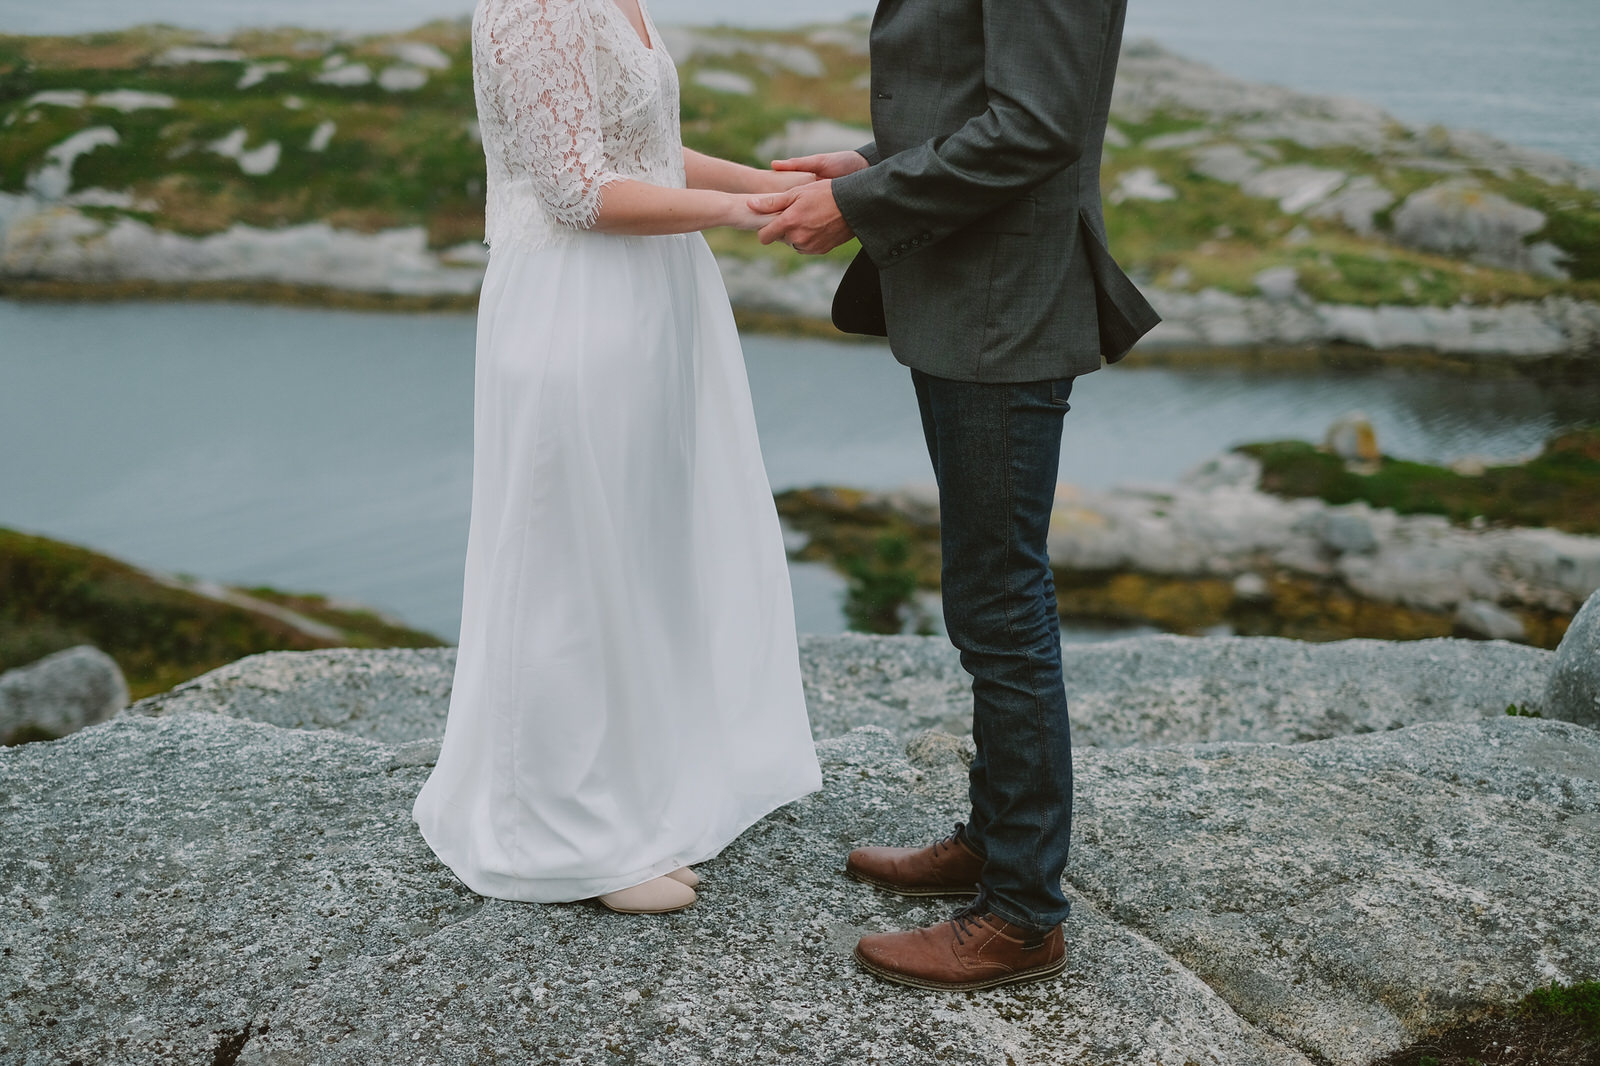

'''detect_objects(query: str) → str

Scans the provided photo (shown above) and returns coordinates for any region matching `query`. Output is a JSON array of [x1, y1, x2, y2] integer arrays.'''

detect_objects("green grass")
[[1523, 982, 1600, 1035], [0, 527, 444, 712], [3, 23, 1599, 309], [1373, 982, 1600, 1066], [1238, 426, 1600, 534]]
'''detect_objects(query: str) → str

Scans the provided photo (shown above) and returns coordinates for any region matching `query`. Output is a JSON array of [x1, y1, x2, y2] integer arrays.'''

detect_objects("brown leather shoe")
[[845, 828, 983, 897], [854, 909, 1066, 991]]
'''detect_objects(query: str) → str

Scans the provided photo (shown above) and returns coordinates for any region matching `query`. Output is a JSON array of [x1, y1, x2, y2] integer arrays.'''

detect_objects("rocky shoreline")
[[3, 24, 1598, 364], [4, 614, 1597, 1064], [779, 442, 1600, 649], [4, 181, 1597, 365]]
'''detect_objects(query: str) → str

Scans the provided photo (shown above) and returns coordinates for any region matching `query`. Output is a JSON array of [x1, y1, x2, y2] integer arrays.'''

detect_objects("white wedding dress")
[[411, 0, 822, 902]]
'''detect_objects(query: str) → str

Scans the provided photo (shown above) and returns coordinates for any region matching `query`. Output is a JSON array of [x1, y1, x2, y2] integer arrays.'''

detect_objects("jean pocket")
[[1049, 376, 1075, 410]]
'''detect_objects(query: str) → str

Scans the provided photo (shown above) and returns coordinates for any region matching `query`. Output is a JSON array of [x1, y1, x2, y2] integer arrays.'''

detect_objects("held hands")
[[723, 192, 781, 232], [717, 170, 822, 231], [772, 151, 871, 180], [750, 151, 867, 254]]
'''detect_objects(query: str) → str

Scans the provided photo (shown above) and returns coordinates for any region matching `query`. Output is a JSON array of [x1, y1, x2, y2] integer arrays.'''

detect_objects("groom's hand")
[[750, 179, 855, 255], [771, 150, 870, 180]]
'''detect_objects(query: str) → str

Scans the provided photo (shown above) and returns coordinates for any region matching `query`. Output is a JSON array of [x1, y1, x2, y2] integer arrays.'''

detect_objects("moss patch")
[[1370, 982, 1600, 1066], [773, 484, 1573, 649], [1240, 426, 1600, 535], [0, 527, 444, 702]]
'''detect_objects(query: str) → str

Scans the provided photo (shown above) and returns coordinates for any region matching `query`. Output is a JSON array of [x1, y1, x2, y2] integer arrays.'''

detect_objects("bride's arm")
[[683, 147, 817, 194], [587, 179, 772, 235], [478, 3, 781, 237]]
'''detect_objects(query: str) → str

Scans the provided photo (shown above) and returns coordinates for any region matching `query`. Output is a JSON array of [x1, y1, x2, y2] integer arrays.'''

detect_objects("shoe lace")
[[949, 900, 988, 946], [931, 822, 970, 861]]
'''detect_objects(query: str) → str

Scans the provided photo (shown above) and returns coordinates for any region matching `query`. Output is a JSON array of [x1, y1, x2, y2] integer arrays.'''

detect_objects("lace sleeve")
[[480, 0, 623, 229]]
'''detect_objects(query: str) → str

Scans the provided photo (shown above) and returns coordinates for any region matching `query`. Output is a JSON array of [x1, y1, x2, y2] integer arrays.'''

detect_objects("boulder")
[[1545, 590, 1600, 727], [1110, 166, 1178, 203], [754, 119, 873, 163], [4, 645, 1596, 1066], [1455, 599, 1528, 643], [1069, 717, 1600, 1064], [1253, 265, 1300, 302], [1239, 165, 1347, 213], [1306, 175, 1395, 237], [1323, 410, 1380, 464], [1391, 182, 1566, 279], [692, 68, 755, 95], [0, 644, 128, 743]]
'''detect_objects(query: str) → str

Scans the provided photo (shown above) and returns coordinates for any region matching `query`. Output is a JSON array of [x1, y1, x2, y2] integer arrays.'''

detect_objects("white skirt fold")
[[412, 231, 821, 901]]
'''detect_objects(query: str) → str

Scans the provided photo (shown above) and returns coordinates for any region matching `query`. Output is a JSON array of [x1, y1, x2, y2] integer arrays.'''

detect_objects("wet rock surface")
[[4, 638, 1594, 1064]]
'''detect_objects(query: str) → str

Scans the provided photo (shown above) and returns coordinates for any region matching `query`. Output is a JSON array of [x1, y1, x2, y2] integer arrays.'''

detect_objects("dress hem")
[[413, 770, 822, 904]]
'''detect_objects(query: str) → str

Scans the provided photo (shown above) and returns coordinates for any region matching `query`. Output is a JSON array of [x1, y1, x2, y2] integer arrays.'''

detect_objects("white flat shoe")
[[596, 875, 697, 914], [665, 866, 700, 889]]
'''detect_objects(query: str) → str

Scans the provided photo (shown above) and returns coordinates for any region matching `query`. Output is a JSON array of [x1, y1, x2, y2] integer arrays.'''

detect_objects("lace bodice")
[[472, 0, 684, 251]]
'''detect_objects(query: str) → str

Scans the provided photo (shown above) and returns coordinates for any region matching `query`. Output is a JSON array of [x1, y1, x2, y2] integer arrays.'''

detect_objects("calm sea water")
[[2, 0, 1595, 168], [4, 299, 1599, 638]]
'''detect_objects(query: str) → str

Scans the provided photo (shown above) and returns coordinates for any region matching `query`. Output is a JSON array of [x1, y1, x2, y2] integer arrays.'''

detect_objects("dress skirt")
[[411, 230, 822, 901]]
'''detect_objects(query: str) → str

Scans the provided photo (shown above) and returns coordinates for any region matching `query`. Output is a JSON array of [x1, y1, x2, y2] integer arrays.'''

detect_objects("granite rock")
[[1041, 458, 1600, 620], [0, 644, 129, 743], [1, 713, 1309, 1066], [133, 633, 1551, 755], [1069, 717, 1600, 1064], [1545, 589, 1600, 727], [754, 118, 874, 163], [6, 646, 1596, 1066], [127, 646, 457, 742], [1391, 181, 1566, 279]]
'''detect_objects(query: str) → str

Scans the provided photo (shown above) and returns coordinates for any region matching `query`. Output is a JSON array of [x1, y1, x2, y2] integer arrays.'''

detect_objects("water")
[[4, 299, 1598, 639], [2, 0, 1594, 168]]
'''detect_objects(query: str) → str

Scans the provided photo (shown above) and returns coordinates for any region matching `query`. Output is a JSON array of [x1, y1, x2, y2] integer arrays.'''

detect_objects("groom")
[[751, 0, 1158, 991]]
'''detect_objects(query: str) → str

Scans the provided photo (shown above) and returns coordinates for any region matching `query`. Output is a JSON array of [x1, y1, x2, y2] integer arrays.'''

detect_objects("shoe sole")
[[596, 899, 695, 914], [852, 945, 1067, 992], [845, 868, 981, 898]]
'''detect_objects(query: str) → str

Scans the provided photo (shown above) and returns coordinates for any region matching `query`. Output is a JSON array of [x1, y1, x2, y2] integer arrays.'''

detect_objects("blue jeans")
[[911, 367, 1074, 936]]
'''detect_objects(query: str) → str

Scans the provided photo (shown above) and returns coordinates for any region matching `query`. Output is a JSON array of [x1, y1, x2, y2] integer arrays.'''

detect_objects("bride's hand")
[[756, 170, 818, 193], [722, 193, 780, 231]]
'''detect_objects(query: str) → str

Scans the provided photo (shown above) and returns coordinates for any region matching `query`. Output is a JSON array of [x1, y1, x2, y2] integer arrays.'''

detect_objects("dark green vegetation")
[[777, 487, 941, 636], [840, 532, 934, 635], [3, 21, 1598, 308], [0, 527, 443, 714], [1240, 426, 1600, 535], [778, 425, 1597, 648], [1371, 982, 1600, 1066]]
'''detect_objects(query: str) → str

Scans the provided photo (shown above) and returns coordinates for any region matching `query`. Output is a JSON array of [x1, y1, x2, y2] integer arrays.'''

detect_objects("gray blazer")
[[829, 0, 1160, 382]]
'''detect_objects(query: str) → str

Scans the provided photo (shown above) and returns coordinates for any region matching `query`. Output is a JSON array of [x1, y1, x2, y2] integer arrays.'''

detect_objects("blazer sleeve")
[[831, 0, 1111, 268]]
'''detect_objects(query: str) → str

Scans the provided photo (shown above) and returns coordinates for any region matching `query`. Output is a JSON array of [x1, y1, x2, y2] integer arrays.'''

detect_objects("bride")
[[411, 0, 823, 914]]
